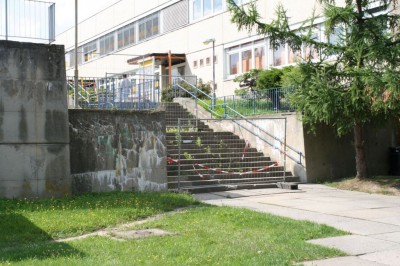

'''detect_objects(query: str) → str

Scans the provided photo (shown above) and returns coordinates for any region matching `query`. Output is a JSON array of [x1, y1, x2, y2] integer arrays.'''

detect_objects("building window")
[[118, 22, 135, 49], [206, 57, 210, 65], [226, 40, 267, 76], [83, 41, 98, 62], [272, 44, 286, 67], [191, 0, 223, 20], [193, 60, 198, 68], [241, 49, 252, 73], [304, 31, 320, 61], [214, 55, 218, 64], [254, 46, 265, 69], [100, 33, 115, 55], [200, 59, 204, 67], [229, 53, 239, 75], [138, 12, 160, 41]]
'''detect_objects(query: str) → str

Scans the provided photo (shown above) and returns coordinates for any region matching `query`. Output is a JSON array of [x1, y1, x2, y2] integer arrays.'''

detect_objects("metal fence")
[[172, 80, 304, 165], [216, 87, 296, 116], [168, 117, 289, 191], [0, 0, 55, 43], [68, 74, 197, 110]]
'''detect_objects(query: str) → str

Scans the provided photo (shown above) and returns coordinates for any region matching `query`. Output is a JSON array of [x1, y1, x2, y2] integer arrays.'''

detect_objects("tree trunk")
[[354, 123, 367, 179]]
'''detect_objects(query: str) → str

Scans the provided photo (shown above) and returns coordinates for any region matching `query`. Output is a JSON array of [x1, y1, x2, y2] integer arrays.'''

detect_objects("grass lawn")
[[325, 176, 400, 196], [0, 192, 346, 265]]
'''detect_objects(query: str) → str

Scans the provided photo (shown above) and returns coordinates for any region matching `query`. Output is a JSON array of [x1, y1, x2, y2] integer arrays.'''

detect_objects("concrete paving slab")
[[290, 201, 367, 214], [193, 193, 226, 201], [332, 209, 397, 220], [308, 235, 400, 255], [371, 216, 400, 226], [359, 248, 400, 266], [330, 219, 400, 235], [370, 232, 400, 244], [302, 256, 387, 266]]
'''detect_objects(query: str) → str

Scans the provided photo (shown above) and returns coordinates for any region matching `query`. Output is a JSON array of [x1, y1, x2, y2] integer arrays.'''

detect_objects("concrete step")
[[167, 153, 267, 160], [167, 165, 284, 176], [169, 177, 286, 188], [166, 147, 260, 155], [173, 182, 280, 193], [167, 171, 293, 183]]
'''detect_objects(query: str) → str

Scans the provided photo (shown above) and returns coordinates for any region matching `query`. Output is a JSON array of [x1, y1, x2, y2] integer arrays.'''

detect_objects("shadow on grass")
[[0, 214, 84, 263]]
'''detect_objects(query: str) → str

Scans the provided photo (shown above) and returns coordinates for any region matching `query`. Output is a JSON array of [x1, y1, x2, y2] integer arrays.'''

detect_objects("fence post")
[[253, 92, 256, 115], [224, 96, 227, 118]]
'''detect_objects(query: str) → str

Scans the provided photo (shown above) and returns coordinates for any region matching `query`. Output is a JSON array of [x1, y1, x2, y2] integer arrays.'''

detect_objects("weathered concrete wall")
[[69, 109, 167, 194], [174, 98, 397, 182], [0, 41, 70, 198], [304, 120, 398, 182]]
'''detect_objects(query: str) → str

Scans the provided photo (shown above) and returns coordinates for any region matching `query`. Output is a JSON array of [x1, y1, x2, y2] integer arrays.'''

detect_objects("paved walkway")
[[194, 184, 400, 266]]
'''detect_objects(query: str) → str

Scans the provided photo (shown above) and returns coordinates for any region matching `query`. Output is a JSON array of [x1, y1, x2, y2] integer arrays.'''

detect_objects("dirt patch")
[[55, 208, 185, 242], [329, 177, 400, 196], [110, 229, 174, 239]]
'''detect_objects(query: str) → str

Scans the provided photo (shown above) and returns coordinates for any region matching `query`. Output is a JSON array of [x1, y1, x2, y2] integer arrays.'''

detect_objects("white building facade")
[[55, 0, 329, 96]]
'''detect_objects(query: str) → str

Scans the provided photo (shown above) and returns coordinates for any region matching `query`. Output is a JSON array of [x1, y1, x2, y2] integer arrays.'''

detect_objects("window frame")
[[226, 40, 267, 78]]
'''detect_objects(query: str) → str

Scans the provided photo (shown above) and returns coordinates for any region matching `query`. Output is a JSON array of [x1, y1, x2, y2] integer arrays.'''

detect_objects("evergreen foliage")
[[227, 0, 400, 178]]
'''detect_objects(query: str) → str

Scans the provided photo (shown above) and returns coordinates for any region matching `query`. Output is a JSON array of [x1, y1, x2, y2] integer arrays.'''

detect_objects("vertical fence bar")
[[223, 96, 227, 118], [5, 0, 8, 40], [178, 118, 182, 191]]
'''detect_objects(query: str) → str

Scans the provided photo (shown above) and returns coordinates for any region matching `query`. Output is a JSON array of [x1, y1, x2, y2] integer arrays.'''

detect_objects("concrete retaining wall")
[[0, 41, 70, 198], [174, 98, 397, 182], [69, 109, 167, 194]]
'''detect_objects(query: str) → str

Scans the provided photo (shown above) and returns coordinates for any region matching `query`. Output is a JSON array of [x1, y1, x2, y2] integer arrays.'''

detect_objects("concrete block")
[[35, 81, 68, 112], [0, 145, 36, 181], [37, 178, 71, 198], [1, 111, 36, 143], [0, 180, 38, 199], [0, 41, 66, 81], [0, 144, 70, 197], [0, 80, 36, 112], [277, 182, 298, 190]]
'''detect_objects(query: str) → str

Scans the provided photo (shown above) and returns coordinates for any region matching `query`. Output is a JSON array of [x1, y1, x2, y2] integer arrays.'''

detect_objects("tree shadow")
[[0, 213, 85, 263]]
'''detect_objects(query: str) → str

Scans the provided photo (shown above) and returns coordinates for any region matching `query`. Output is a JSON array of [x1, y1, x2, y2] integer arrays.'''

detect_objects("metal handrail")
[[172, 79, 304, 165]]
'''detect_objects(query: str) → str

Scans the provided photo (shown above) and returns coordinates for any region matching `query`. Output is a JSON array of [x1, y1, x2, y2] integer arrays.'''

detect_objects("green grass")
[[0, 192, 198, 247], [198, 99, 290, 117], [0, 193, 346, 265]]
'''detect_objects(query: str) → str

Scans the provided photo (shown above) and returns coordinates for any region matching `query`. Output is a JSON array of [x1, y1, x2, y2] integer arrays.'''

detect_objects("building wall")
[[55, 0, 323, 96], [69, 109, 168, 194], [0, 41, 70, 199]]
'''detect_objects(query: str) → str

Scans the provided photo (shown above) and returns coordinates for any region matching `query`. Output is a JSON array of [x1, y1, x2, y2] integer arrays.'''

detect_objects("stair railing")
[[172, 77, 304, 165]]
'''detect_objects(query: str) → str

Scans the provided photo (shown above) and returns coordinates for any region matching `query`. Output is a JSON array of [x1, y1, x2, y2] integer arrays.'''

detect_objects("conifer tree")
[[227, 0, 400, 178]]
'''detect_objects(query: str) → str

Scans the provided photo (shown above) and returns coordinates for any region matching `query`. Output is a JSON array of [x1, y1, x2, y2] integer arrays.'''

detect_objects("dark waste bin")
[[388, 147, 400, 175]]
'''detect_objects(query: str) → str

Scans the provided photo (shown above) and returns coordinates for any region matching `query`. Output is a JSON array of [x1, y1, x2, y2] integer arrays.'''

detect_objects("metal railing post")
[[284, 118, 287, 182], [5, 0, 8, 40], [178, 118, 182, 191]]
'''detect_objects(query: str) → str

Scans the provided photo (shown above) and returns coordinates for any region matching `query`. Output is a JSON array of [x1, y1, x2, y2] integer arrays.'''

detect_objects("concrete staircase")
[[165, 102, 297, 193]]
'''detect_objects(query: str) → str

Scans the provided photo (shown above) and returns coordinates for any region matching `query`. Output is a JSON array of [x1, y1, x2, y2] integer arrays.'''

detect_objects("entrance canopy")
[[127, 52, 186, 66], [127, 52, 186, 86]]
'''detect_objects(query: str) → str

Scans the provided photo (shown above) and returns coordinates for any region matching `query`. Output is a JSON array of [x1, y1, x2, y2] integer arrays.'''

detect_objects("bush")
[[256, 68, 283, 90], [161, 86, 174, 102]]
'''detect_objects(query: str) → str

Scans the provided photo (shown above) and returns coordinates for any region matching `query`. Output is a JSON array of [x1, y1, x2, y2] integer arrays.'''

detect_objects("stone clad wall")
[[69, 109, 167, 193], [0, 41, 70, 198]]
